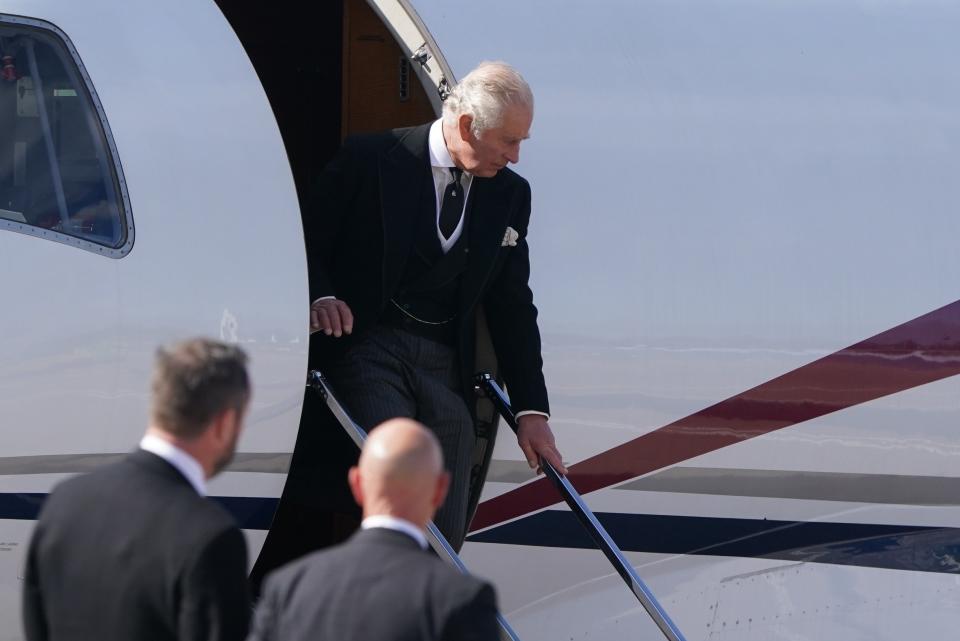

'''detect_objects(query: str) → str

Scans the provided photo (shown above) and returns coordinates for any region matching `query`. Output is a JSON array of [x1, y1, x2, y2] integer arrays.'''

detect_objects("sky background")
[[414, 0, 960, 348]]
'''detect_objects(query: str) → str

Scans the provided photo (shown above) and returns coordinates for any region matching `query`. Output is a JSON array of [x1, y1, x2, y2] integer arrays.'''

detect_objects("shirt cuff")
[[311, 296, 336, 305], [515, 410, 550, 421]]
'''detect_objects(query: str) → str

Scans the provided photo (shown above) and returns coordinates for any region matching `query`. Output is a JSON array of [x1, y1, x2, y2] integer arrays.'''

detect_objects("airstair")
[[308, 369, 687, 641]]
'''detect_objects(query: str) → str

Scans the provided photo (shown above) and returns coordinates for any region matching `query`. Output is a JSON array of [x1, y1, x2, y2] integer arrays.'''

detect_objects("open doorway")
[[214, 0, 439, 593], [215, 0, 437, 203]]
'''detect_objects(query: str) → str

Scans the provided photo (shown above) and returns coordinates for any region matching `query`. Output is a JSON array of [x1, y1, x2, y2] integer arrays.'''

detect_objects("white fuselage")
[[2, 1, 959, 640], [0, 2, 306, 635]]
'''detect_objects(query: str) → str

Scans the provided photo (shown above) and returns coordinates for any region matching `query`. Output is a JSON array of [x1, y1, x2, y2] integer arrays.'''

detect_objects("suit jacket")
[[247, 527, 500, 641], [22, 449, 251, 641], [307, 123, 549, 414]]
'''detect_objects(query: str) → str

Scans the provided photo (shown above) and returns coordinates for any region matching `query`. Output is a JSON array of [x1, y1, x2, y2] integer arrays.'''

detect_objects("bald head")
[[348, 419, 450, 527]]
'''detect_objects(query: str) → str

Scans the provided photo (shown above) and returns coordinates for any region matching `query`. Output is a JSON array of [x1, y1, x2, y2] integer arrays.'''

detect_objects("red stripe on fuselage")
[[470, 300, 960, 532]]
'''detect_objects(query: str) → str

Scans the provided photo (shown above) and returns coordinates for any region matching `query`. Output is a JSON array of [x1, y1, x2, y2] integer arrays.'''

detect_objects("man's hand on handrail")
[[516, 414, 567, 475]]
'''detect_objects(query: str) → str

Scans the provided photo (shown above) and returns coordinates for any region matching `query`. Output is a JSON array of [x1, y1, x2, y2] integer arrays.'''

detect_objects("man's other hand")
[[516, 415, 567, 475], [310, 298, 354, 337]]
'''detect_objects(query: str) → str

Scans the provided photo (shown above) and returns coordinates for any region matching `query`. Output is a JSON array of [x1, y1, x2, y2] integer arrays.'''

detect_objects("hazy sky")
[[415, 0, 960, 347]]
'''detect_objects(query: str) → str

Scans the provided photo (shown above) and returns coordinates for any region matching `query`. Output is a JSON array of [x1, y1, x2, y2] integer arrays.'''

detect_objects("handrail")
[[474, 373, 688, 641], [306, 370, 522, 641]]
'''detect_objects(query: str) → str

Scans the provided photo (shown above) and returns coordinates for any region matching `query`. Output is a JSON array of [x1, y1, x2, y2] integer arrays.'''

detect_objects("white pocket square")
[[501, 226, 519, 247]]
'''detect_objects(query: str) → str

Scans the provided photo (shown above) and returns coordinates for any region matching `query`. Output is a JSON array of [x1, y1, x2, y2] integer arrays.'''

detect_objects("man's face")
[[459, 105, 532, 178]]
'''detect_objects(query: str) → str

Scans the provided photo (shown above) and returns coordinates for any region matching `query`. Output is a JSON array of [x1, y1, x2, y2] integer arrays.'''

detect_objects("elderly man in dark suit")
[[22, 338, 252, 641], [308, 61, 566, 549], [249, 418, 500, 641]]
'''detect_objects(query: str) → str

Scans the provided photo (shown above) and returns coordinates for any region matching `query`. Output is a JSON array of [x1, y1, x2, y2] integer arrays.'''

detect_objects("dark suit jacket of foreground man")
[[248, 527, 499, 641], [308, 122, 549, 415], [22, 450, 250, 641]]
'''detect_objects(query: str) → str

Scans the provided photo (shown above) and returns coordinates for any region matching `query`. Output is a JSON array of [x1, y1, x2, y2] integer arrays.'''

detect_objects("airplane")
[[1, 0, 958, 639]]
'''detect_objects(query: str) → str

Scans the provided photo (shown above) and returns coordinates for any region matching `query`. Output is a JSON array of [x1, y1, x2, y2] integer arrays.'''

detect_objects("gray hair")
[[442, 61, 533, 136]]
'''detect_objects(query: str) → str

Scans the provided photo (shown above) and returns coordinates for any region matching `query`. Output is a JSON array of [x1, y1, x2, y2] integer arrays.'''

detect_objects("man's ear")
[[210, 407, 236, 444], [432, 471, 450, 511], [348, 466, 363, 507], [458, 114, 475, 142]]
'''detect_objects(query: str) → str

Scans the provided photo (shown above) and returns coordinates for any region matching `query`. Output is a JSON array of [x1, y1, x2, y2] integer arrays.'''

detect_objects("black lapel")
[[412, 203, 443, 265], [460, 173, 514, 313], [379, 124, 433, 304]]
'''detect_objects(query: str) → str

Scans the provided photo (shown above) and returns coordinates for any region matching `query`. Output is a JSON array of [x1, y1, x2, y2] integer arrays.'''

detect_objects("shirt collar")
[[428, 118, 455, 169], [139, 433, 207, 496], [361, 515, 429, 550]]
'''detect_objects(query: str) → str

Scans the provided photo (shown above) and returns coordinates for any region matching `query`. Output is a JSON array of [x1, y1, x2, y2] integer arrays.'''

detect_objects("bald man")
[[247, 419, 500, 641]]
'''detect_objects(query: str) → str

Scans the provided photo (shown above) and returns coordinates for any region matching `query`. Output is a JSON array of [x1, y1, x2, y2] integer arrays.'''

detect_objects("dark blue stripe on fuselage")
[[0, 493, 279, 530], [214, 496, 279, 530], [467, 511, 960, 574], [5, 492, 957, 574], [0, 493, 45, 520]]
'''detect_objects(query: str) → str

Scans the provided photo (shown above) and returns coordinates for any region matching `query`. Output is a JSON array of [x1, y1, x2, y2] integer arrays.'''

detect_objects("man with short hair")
[[308, 61, 565, 549], [248, 418, 500, 641], [22, 338, 253, 641]]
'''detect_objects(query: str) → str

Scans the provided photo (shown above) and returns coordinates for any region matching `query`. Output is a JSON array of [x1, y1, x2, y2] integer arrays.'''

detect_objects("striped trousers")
[[324, 325, 474, 550]]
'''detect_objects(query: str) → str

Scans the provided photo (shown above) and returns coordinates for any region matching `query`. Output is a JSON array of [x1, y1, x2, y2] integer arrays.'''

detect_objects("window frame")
[[0, 13, 134, 258]]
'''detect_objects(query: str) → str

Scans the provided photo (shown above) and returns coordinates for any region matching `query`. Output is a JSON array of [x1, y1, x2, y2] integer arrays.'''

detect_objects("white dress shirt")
[[361, 514, 429, 550], [428, 119, 474, 253], [139, 434, 207, 496]]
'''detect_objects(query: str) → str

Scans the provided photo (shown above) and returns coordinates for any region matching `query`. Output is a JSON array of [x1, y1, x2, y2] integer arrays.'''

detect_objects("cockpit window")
[[0, 16, 132, 257]]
